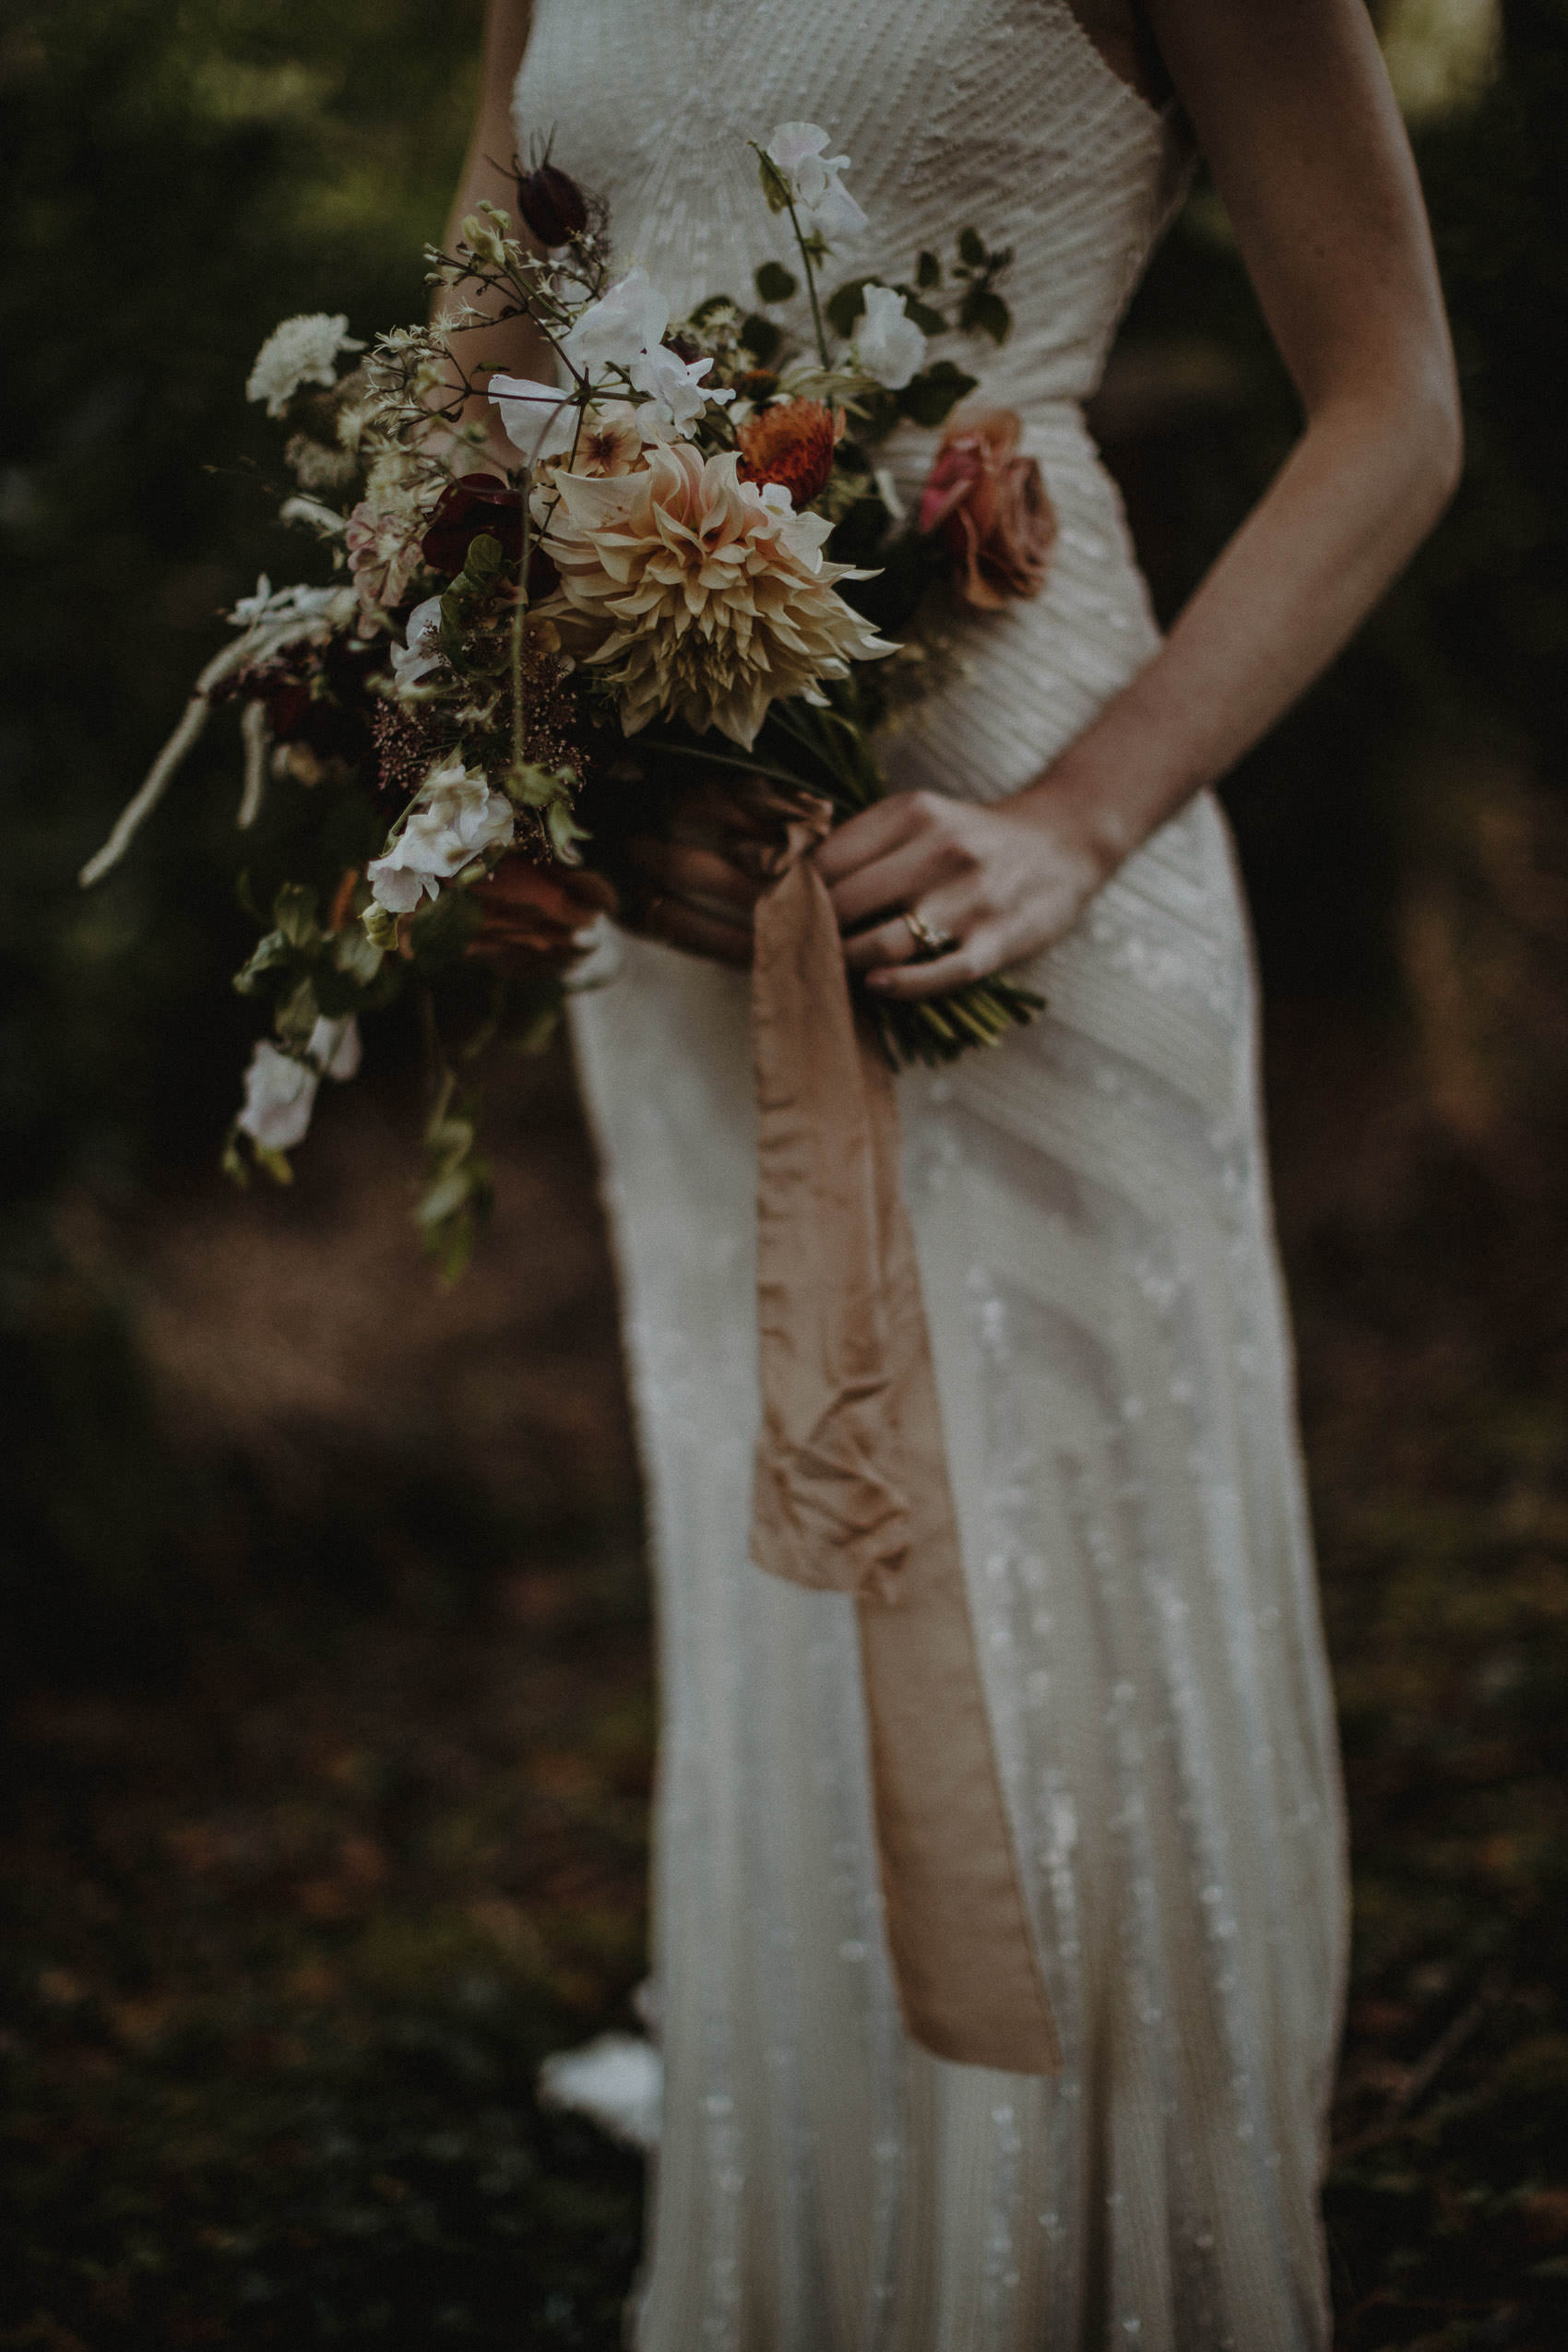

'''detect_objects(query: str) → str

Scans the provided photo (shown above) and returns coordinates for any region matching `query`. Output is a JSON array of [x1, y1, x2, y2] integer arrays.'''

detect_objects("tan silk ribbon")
[[749, 804, 1061, 2076]]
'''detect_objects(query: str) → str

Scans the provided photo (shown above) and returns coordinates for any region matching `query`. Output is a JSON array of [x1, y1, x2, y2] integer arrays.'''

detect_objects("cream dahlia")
[[540, 441, 892, 748]]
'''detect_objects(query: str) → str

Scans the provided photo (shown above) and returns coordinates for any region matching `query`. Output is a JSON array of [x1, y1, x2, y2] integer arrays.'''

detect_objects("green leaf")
[[275, 975, 320, 1040], [825, 277, 873, 339], [408, 884, 484, 968], [457, 531, 505, 593], [897, 289, 948, 337], [897, 361, 979, 428], [332, 925, 385, 985], [957, 226, 987, 269], [506, 983, 564, 1057], [232, 928, 294, 996], [738, 315, 783, 367], [416, 1169, 476, 1225], [848, 385, 902, 445], [273, 882, 321, 949], [545, 800, 591, 863], [505, 758, 576, 810], [754, 260, 798, 303], [915, 248, 942, 290], [438, 588, 467, 656], [689, 291, 738, 322], [756, 148, 791, 213], [958, 286, 1012, 346]]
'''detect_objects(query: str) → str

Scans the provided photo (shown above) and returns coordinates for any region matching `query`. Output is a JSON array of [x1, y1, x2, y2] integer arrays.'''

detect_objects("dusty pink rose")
[[915, 408, 1056, 612], [345, 499, 425, 614]]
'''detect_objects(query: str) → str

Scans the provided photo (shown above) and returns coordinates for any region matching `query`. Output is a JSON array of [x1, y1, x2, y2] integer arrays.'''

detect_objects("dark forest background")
[[3, 2, 1566, 2344]]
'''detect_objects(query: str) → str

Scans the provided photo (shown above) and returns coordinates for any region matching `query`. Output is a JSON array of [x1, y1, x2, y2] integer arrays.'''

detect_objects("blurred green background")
[[2, 1, 1566, 2344]]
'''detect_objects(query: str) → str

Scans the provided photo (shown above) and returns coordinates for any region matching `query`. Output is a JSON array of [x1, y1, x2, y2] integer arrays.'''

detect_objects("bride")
[[450, 2, 1459, 2344]]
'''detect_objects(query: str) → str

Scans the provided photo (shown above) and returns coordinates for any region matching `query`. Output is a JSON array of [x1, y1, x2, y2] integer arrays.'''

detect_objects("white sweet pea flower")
[[488, 373, 580, 460], [627, 345, 735, 433], [853, 283, 927, 391], [245, 313, 364, 419], [307, 1015, 362, 1081], [390, 595, 445, 689], [560, 267, 671, 375], [232, 577, 354, 630], [367, 758, 515, 913], [765, 123, 869, 242], [237, 1040, 318, 1152], [873, 464, 907, 524]]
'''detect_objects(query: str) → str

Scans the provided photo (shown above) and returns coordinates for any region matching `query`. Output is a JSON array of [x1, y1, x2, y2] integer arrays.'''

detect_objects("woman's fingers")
[[624, 833, 764, 920], [827, 837, 962, 935], [636, 896, 754, 967], [618, 834, 756, 965], [467, 857, 619, 968], [864, 933, 997, 999], [843, 909, 932, 974], [811, 791, 921, 885]]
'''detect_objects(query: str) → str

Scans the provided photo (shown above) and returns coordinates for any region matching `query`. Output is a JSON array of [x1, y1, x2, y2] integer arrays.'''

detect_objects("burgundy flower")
[[514, 160, 588, 249], [421, 473, 526, 577], [219, 638, 377, 772]]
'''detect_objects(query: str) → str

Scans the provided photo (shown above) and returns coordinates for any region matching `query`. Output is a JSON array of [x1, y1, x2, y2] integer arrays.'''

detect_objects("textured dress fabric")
[[513, 6, 1348, 2346]]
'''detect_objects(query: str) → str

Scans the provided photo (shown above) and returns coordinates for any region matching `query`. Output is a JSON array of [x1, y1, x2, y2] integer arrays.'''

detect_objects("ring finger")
[[842, 899, 966, 975]]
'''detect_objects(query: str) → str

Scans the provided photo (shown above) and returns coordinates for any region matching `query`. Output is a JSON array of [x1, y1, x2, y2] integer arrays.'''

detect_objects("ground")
[[3, 974, 1565, 2350]]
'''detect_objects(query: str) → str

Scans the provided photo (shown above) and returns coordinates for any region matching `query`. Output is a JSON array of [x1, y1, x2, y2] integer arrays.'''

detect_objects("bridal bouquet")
[[82, 122, 1056, 1273]]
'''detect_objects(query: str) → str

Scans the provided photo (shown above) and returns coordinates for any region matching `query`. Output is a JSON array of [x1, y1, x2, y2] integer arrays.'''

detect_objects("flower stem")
[[784, 197, 831, 369]]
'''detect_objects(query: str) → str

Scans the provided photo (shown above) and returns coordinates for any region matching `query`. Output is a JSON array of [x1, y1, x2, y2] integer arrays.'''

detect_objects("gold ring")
[[903, 907, 956, 959]]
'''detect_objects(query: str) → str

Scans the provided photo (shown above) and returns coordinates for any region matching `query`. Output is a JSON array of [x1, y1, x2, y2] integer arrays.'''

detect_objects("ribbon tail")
[[856, 1016, 1060, 2073], [748, 827, 1060, 2074]]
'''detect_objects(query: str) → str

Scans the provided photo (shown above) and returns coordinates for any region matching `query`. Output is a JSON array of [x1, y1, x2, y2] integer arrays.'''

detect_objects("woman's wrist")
[[1013, 749, 1144, 895], [1014, 681, 1200, 891]]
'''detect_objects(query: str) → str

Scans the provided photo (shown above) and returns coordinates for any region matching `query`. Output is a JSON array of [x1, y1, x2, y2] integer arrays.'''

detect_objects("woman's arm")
[[819, 0, 1462, 996], [435, 0, 548, 468]]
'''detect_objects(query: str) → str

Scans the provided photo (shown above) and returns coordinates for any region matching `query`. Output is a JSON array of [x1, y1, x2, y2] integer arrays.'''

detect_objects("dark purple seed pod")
[[514, 160, 588, 249]]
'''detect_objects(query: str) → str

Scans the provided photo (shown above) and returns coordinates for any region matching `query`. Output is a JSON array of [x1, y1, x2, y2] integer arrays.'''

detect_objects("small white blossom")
[[245, 313, 364, 419], [560, 267, 671, 375], [628, 344, 733, 433], [279, 493, 347, 538], [766, 123, 869, 242], [232, 576, 355, 630], [367, 759, 515, 912], [308, 1015, 362, 1081], [853, 284, 927, 391], [390, 595, 445, 690], [237, 1040, 317, 1152], [489, 373, 581, 460]]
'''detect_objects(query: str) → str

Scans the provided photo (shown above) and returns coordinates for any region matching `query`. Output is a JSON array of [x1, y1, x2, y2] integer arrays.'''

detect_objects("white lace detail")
[[517, 5, 1347, 2344]]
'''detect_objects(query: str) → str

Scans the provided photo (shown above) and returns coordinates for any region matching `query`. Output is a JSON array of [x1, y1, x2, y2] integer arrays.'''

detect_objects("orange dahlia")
[[735, 398, 840, 509]]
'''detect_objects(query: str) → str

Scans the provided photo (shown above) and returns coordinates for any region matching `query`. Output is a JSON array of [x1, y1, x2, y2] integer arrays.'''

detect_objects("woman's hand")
[[615, 773, 787, 968], [611, 768, 1116, 994], [467, 856, 618, 979], [814, 781, 1114, 1000]]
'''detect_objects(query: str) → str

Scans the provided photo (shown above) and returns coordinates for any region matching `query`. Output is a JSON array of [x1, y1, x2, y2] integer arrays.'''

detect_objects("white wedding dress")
[[513, 6, 1348, 2345]]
